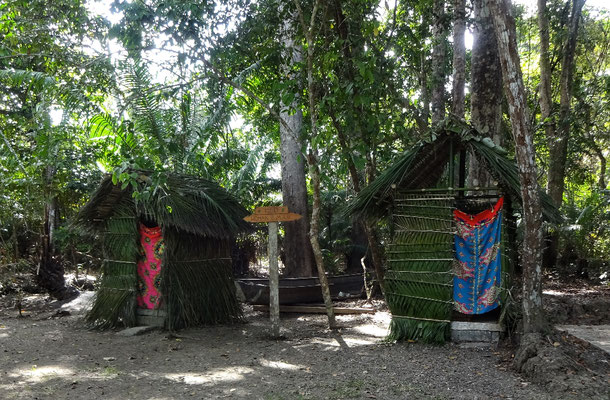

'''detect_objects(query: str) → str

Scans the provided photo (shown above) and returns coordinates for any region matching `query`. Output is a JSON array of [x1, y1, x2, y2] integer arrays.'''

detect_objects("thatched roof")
[[74, 171, 251, 239], [346, 121, 561, 223]]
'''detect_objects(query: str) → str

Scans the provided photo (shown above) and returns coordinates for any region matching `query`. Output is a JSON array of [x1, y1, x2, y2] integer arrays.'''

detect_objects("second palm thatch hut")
[[74, 171, 251, 330], [347, 121, 560, 343]]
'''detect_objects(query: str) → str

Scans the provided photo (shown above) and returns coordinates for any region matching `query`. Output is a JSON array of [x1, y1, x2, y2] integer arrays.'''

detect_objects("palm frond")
[[162, 230, 242, 330], [85, 197, 138, 329], [469, 140, 562, 224], [0, 69, 95, 113], [88, 113, 138, 150], [343, 144, 423, 220], [384, 194, 454, 343]]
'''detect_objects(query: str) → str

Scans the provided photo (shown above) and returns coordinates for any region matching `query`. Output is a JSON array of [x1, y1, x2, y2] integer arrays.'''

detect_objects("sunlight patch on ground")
[[165, 366, 254, 385], [310, 335, 379, 349], [258, 359, 306, 371], [352, 323, 388, 338], [543, 289, 603, 297], [9, 365, 74, 383]]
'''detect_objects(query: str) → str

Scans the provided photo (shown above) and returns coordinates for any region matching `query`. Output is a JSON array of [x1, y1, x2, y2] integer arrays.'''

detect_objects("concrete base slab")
[[556, 324, 610, 355], [457, 342, 497, 349], [136, 308, 166, 327], [451, 321, 503, 343], [117, 326, 157, 337]]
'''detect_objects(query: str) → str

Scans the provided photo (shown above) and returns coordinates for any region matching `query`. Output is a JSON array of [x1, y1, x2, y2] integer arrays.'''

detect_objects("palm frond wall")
[[84, 196, 139, 329], [385, 194, 454, 343]]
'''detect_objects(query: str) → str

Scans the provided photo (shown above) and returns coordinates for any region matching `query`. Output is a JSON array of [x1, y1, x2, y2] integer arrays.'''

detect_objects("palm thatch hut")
[[347, 122, 560, 343], [74, 171, 251, 330]]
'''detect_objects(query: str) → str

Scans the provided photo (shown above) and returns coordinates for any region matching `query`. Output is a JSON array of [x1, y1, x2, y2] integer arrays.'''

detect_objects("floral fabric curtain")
[[453, 197, 503, 315]]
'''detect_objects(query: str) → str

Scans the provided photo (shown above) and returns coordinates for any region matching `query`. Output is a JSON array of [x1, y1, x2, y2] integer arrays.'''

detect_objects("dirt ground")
[[0, 286, 608, 400]]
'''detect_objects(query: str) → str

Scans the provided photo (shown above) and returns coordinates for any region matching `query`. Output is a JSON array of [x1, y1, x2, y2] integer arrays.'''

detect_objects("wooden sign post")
[[244, 206, 302, 338]]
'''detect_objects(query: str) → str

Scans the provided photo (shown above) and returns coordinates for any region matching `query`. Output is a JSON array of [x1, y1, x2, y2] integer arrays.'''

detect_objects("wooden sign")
[[244, 206, 302, 223], [243, 205, 303, 338]]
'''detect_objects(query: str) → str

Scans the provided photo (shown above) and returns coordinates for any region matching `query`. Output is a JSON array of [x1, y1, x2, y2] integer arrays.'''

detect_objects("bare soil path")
[[0, 294, 551, 400]]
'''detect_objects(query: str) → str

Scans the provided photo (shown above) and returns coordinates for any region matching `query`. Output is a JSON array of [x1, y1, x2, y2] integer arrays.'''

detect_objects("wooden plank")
[[254, 206, 289, 214], [244, 212, 302, 223], [253, 304, 375, 315]]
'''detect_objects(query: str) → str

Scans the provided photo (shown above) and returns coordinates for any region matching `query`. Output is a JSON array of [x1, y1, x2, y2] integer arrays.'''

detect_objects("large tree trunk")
[[546, 0, 585, 208], [451, 0, 466, 118], [468, 0, 503, 188], [488, 0, 545, 334], [279, 4, 315, 277], [431, 0, 448, 125]]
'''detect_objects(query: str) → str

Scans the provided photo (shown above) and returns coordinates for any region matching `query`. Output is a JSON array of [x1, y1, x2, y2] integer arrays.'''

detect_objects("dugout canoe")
[[237, 273, 366, 305]]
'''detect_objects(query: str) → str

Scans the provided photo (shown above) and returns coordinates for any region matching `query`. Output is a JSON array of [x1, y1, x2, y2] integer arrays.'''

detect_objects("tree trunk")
[[488, 0, 545, 334], [537, 0, 554, 141], [294, 0, 336, 329], [591, 142, 607, 189], [38, 165, 76, 300], [330, 113, 386, 294], [328, 0, 386, 295], [279, 3, 315, 277], [468, 0, 503, 188], [431, 0, 448, 125], [538, 0, 558, 272], [546, 0, 585, 208], [451, 0, 466, 119]]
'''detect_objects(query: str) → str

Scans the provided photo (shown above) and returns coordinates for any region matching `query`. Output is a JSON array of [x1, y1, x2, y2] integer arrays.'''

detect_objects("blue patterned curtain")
[[453, 198, 503, 315]]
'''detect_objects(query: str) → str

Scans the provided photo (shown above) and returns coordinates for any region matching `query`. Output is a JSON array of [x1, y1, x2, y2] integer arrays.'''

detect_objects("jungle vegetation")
[[0, 0, 608, 334]]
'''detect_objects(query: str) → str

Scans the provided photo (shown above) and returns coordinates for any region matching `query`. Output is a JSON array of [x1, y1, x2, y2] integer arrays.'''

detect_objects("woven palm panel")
[[161, 230, 243, 331], [86, 206, 139, 329], [386, 194, 454, 343]]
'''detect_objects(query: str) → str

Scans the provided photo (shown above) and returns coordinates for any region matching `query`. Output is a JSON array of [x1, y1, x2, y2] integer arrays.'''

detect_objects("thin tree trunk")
[[294, 0, 336, 329], [547, 0, 585, 208], [451, 0, 466, 118], [431, 0, 448, 125], [592, 143, 607, 189], [538, 0, 559, 271], [488, 0, 545, 334], [537, 0, 554, 140], [468, 0, 503, 188], [279, 4, 315, 277], [328, 1, 386, 295], [38, 165, 76, 300], [420, 54, 431, 123]]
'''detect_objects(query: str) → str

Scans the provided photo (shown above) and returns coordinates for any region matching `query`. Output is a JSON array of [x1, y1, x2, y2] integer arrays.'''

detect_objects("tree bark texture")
[[295, 0, 336, 329], [279, 4, 315, 277], [592, 144, 607, 189], [451, 0, 466, 119], [38, 165, 76, 300], [431, 0, 448, 124], [538, 0, 558, 272], [488, 0, 545, 334], [537, 0, 554, 142], [468, 0, 503, 188], [547, 0, 585, 208]]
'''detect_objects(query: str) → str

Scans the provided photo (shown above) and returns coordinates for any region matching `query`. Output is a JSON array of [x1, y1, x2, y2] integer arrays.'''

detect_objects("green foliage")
[[561, 188, 610, 276], [385, 194, 454, 343]]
